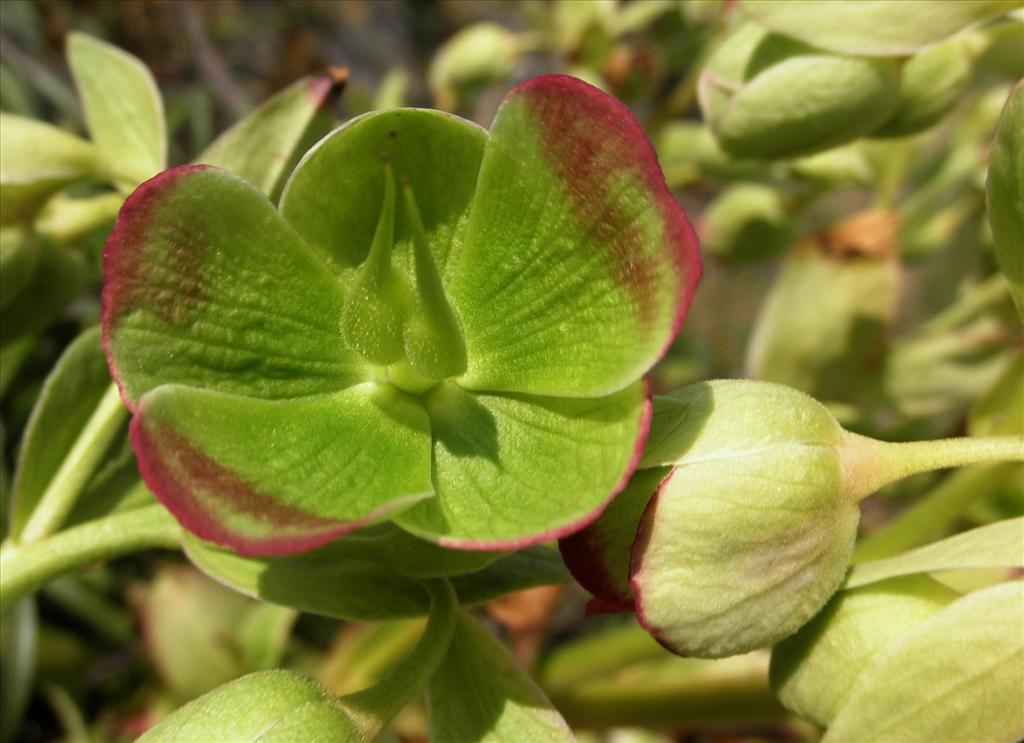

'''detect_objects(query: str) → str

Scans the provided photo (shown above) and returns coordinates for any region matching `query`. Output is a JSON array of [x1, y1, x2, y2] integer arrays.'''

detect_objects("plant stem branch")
[[337, 579, 457, 739], [0, 505, 181, 607], [841, 432, 1024, 503], [18, 384, 127, 544]]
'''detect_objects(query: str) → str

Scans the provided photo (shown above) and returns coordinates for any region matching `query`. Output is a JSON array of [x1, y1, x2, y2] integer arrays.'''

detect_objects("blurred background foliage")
[[1, 1, 1021, 742]]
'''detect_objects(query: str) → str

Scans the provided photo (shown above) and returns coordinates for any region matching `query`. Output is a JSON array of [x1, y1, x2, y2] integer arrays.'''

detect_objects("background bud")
[[699, 183, 794, 262], [769, 575, 958, 726]]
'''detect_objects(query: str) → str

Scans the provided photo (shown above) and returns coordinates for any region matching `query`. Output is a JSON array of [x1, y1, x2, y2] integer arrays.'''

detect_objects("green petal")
[[279, 108, 486, 277], [103, 165, 367, 406], [451, 75, 700, 397], [393, 380, 649, 549], [132, 383, 433, 556]]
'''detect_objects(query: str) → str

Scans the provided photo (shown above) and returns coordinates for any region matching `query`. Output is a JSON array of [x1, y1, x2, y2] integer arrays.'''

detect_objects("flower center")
[[341, 158, 468, 388]]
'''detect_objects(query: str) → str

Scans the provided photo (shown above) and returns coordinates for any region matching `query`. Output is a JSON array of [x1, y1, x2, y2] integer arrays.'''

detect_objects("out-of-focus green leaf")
[[34, 191, 122, 245], [987, 81, 1024, 320], [138, 565, 297, 701], [0, 237, 85, 344], [746, 213, 901, 401], [67, 32, 165, 185], [137, 670, 360, 742], [0, 227, 38, 310], [0, 113, 104, 225], [823, 581, 1024, 742], [698, 183, 793, 262], [196, 74, 340, 201], [184, 534, 567, 621], [740, 0, 1022, 56], [846, 517, 1024, 589], [427, 613, 574, 743], [8, 328, 113, 539], [0, 598, 37, 743], [970, 353, 1024, 436]]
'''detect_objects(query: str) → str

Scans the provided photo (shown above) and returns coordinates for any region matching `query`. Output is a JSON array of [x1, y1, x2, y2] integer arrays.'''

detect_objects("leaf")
[[136, 670, 360, 743], [845, 517, 1024, 589], [970, 353, 1024, 436], [745, 216, 901, 400], [184, 533, 566, 621], [739, 0, 1021, 56], [451, 75, 700, 397], [392, 380, 649, 548], [197, 74, 341, 201], [630, 381, 860, 658], [8, 327, 112, 538], [34, 191, 123, 245], [0, 227, 39, 310], [103, 165, 368, 405], [133, 383, 433, 556], [0, 599, 36, 743], [987, 81, 1024, 320], [0, 113, 105, 225], [280, 108, 486, 276], [427, 613, 574, 743], [67, 32, 165, 185], [559, 465, 669, 609], [0, 237, 85, 344], [823, 581, 1024, 742]]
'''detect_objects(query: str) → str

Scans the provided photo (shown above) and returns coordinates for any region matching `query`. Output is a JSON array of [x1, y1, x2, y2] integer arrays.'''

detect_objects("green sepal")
[[67, 32, 166, 185]]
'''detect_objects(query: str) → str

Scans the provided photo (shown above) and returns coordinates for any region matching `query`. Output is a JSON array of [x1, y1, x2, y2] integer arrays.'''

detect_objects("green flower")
[[102, 75, 701, 556]]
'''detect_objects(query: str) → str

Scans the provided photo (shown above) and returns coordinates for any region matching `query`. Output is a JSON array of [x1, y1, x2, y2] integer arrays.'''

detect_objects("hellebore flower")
[[102, 75, 701, 556]]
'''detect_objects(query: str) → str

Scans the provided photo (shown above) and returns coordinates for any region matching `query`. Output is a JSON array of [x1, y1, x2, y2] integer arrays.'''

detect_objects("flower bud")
[[769, 575, 958, 726], [631, 380, 862, 658], [699, 183, 794, 262], [429, 24, 524, 107], [698, 25, 900, 158], [872, 35, 979, 138]]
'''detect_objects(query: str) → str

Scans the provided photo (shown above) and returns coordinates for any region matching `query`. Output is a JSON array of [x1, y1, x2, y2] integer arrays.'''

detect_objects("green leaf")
[[451, 76, 700, 397], [393, 380, 648, 548], [559, 465, 670, 609], [845, 517, 1024, 589], [0, 113, 105, 225], [136, 670, 360, 743], [8, 327, 112, 538], [0, 237, 85, 345], [631, 381, 860, 658], [103, 165, 368, 405], [0, 227, 39, 310], [280, 108, 486, 276], [823, 581, 1024, 742], [34, 191, 122, 245], [745, 225, 900, 400], [970, 353, 1024, 436], [184, 533, 566, 620], [739, 0, 1022, 56], [197, 74, 341, 201], [987, 81, 1024, 320], [139, 565, 296, 701], [133, 382, 433, 556], [428, 613, 575, 743], [67, 32, 165, 185], [0, 599, 36, 743]]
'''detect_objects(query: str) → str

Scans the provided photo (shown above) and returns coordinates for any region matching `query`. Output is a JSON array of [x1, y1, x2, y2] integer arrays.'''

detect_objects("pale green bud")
[[699, 25, 900, 158], [769, 575, 958, 726], [429, 24, 524, 106], [699, 183, 793, 262]]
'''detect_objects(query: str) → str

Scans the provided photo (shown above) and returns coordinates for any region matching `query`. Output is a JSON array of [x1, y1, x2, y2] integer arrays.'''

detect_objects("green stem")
[[841, 432, 1024, 503], [548, 652, 790, 729], [337, 579, 457, 740], [0, 505, 181, 606], [853, 463, 1020, 563], [18, 383, 127, 544]]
